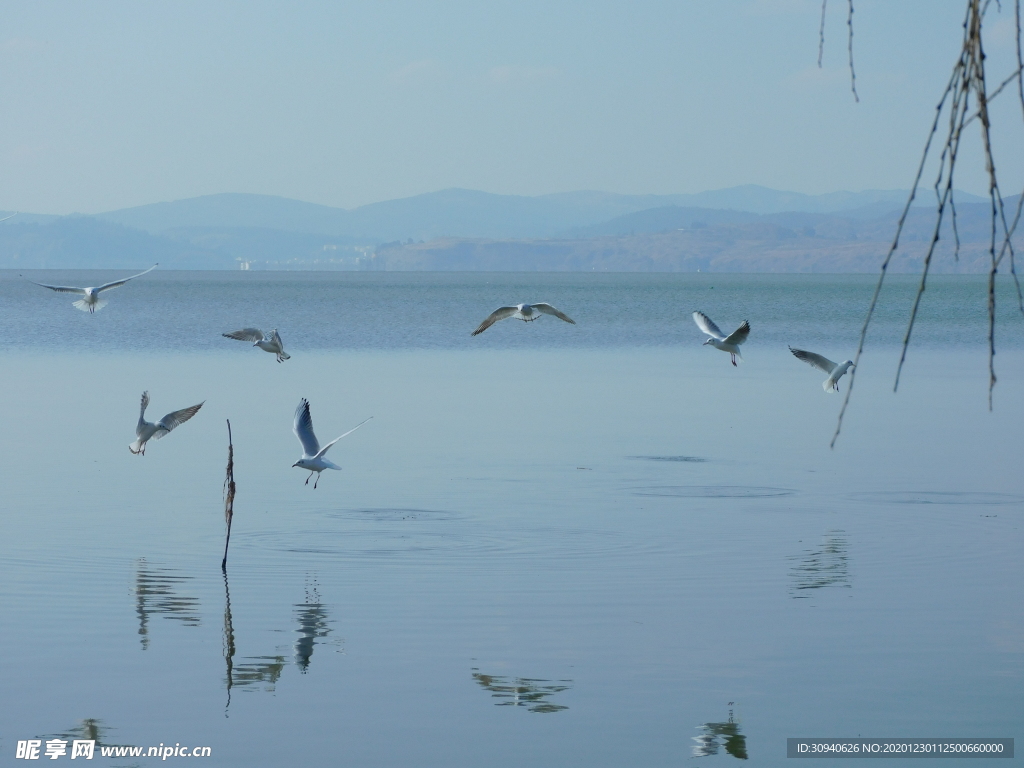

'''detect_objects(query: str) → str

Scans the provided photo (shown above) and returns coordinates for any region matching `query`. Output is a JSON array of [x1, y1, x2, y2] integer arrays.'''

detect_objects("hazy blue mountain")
[[344, 188, 581, 240], [0, 217, 227, 270], [0, 210, 64, 225], [565, 206, 761, 238], [2, 188, 1010, 271], [371, 197, 1022, 274], [93, 193, 353, 236], [86, 186, 990, 243]]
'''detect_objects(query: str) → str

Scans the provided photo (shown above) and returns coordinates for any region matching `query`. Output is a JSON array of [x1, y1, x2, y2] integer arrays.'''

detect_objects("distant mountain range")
[[370, 198, 1022, 274], [0, 185, 1009, 272], [88, 185, 988, 239]]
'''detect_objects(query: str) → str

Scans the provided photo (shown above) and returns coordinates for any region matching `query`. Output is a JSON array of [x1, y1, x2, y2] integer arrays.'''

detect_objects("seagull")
[[292, 399, 372, 489], [0, 212, 17, 223], [472, 303, 576, 336], [29, 263, 158, 313], [222, 328, 291, 362], [789, 347, 855, 392], [129, 391, 204, 455], [693, 311, 750, 366]]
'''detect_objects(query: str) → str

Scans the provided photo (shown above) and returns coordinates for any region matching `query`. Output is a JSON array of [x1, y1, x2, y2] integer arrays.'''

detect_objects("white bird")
[[129, 391, 204, 455], [29, 264, 158, 313], [693, 311, 750, 366], [292, 399, 372, 489], [790, 347, 855, 392], [222, 328, 291, 362], [472, 303, 576, 336]]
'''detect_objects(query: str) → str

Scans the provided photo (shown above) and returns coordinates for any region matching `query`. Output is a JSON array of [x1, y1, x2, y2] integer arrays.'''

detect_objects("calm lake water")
[[0, 272, 1021, 766]]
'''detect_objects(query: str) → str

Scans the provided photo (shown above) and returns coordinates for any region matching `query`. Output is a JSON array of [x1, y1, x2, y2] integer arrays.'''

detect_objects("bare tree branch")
[[818, 0, 828, 68], [847, 0, 859, 102], [832, 0, 1024, 445]]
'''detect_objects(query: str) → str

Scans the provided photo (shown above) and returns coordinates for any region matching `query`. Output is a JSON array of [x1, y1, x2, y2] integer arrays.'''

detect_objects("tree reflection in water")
[[471, 669, 572, 713]]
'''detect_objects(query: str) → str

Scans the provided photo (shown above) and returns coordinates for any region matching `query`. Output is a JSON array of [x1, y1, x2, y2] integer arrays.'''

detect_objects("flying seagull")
[[29, 263, 158, 313], [222, 328, 291, 362], [693, 311, 750, 366], [472, 303, 576, 336], [292, 399, 372, 489], [129, 391, 204, 455], [789, 347, 855, 392]]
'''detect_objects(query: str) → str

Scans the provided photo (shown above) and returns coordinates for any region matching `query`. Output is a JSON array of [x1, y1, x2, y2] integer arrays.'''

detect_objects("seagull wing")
[[315, 417, 373, 459], [29, 281, 87, 295], [136, 391, 151, 436], [269, 329, 284, 347], [692, 311, 727, 340], [723, 321, 750, 346], [472, 306, 519, 336], [790, 346, 837, 374], [153, 402, 204, 437], [532, 303, 576, 324], [96, 263, 158, 293], [223, 328, 266, 342], [0, 212, 17, 223], [293, 399, 320, 456]]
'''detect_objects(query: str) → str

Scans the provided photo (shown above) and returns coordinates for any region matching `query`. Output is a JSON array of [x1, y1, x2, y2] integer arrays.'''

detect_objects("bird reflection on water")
[[693, 704, 748, 759], [133, 559, 201, 650], [41, 718, 132, 752], [294, 578, 332, 672], [470, 669, 572, 713], [789, 530, 851, 597]]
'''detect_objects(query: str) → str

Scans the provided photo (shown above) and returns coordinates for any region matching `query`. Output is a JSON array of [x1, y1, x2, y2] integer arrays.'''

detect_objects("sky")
[[0, 0, 1022, 214]]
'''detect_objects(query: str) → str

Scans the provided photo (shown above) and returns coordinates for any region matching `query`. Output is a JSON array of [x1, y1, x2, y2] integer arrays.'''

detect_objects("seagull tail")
[[129, 440, 144, 454], [73, 298, 107, 313], [278, 351, 291, 361]]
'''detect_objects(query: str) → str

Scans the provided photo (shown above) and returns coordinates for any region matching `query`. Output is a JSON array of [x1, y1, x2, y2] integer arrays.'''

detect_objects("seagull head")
[[702, 338, 713, 346]]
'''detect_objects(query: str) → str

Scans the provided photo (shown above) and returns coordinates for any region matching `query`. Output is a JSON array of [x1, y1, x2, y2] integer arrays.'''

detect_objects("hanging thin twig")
[[846, 0, 859, 102], [221, 420, 235, 572], [832, 0, 1024, 446], [817, 0, 859, 101], [830, 63, 960, 448], [818, 0, 828, 68]]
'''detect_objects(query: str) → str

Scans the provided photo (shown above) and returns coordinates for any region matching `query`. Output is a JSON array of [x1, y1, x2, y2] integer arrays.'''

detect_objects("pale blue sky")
[[0, 0, 1021, 214]]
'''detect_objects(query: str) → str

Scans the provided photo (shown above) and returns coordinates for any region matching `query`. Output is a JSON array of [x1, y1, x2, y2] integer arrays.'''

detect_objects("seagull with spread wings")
[[29, 264, 158, 313], [471, 303, 576, 336], [222, 328, 291, 362], [292, 399, 372, 489], [129, 391, 204, 455], [789, 347, 855, 392], [692, 311, 750, 366]]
